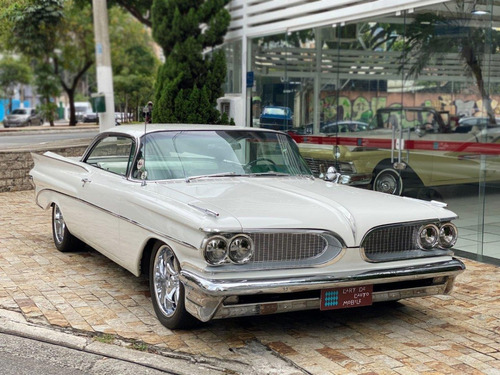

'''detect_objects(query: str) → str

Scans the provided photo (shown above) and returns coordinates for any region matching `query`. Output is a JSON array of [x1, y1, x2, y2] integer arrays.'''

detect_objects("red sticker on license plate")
[[320, 285, 373, 310]]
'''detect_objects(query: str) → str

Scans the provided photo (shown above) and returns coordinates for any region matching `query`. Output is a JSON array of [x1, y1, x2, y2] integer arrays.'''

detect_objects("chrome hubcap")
[[53, 205, 66, 244], [154, 246, 180, 317], [376, 174, 398, 194]]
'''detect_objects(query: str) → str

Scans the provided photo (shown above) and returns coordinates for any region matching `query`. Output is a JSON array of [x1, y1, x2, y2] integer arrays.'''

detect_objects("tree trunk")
[[462, 45, 495, 125], [67, 89, 77, 126]]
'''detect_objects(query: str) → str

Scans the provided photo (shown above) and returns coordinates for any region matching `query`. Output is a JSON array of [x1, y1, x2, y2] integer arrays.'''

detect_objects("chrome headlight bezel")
[[228, 235, 254, 264], [204, 235, 228, 265], [438, 223, 458, 249], [203, 233, 254, 265], [417, 222, 458, 250], [336, 161, 356, 174], [417, 224, 439, 250]]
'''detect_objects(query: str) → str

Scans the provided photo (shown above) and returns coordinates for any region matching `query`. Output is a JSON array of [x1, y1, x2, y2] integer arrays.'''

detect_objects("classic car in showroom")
[[29, 124, 465, 329], [296, 107, 500, 197]]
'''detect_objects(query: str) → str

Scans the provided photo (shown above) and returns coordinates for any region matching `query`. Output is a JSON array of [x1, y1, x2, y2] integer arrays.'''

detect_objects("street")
[[0, 131, 97, 149], [0, 332, 171, 375]]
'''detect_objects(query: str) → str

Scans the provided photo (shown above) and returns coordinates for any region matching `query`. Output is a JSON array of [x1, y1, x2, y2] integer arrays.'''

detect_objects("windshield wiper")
[[185, 172, 243, 182], [248, 172, 290, 177]]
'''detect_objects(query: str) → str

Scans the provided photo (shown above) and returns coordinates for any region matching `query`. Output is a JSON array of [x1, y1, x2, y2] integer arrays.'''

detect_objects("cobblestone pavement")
[[1, 191, 499, 375]]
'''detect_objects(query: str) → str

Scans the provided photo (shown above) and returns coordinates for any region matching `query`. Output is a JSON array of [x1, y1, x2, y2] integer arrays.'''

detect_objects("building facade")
[[221, 0, 500, 262]]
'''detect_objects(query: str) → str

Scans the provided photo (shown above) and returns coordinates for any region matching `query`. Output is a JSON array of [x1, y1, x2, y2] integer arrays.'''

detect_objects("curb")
[[0, 309, 250, 375], [0, 124, 99, 136]]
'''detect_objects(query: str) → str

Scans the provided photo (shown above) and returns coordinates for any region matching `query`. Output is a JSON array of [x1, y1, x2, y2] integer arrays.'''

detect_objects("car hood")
[[155, 177, 456, 246]]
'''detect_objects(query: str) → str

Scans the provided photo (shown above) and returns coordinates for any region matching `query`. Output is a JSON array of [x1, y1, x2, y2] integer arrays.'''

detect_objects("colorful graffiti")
[[319, 92, 500, 124]]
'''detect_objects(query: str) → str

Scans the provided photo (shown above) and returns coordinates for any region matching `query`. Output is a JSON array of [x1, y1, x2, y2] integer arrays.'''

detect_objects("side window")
[[84, 136, 135, 176]]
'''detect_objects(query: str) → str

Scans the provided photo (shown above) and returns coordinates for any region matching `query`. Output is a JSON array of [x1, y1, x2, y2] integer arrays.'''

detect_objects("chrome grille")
[[304, 158, 330, 176], [361, 223, 450, 262], [248, 232, 328, 263]]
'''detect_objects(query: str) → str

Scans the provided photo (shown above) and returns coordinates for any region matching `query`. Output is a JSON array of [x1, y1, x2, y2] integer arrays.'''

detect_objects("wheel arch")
[[373, 159, 424, 189], [140, 238, 160, 278]]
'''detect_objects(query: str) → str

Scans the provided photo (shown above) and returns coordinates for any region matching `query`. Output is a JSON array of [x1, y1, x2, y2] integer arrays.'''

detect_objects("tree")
[[35, 62, 61, 125], [3, 0, 95, 126], [401, 3, 500, 124], [151, 0, 231, 124], [0, 55, 32, 114], [108, 7, 159, 121], [75, 0, 153, 27]]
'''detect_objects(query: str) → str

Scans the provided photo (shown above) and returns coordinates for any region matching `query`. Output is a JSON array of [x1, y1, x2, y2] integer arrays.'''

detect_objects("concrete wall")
[[0, 145, 88, 193]]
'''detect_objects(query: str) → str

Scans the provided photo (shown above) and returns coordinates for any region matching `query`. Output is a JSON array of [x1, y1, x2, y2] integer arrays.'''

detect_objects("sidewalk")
[[1, 190, 499, 374], [0, 119, 99, 135]]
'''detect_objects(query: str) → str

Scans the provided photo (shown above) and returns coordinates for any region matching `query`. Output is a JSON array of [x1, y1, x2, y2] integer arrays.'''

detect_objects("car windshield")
[[11, 109, 27, 115], [134, 130, 312, 180]]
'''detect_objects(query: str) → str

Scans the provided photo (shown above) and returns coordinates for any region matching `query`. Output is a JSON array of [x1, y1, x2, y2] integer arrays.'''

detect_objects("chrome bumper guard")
[[180, 258, 465, 322], [342, 172, 373, 186]]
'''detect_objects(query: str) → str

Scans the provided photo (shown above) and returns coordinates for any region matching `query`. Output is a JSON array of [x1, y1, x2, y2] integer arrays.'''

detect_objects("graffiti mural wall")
[[318, 91, 500, 124]]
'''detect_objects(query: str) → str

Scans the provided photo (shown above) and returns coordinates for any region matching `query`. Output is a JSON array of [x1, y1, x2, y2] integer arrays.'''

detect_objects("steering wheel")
[[245, 158, 277, 172]]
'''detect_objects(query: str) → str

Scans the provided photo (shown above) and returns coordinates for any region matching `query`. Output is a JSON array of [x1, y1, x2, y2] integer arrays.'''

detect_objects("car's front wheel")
[[52, 204, 82, 252], [373, 168, 403, 195], [149, 242, 196, 329]]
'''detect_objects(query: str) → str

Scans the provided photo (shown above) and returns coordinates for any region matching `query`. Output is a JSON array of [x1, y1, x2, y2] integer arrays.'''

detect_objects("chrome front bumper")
[[180, 258, 465, 322], [340, 172, 373, 186]]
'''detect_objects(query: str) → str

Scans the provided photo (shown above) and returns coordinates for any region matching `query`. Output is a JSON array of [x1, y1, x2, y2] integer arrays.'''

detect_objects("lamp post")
[[92, 0, 115, 131]]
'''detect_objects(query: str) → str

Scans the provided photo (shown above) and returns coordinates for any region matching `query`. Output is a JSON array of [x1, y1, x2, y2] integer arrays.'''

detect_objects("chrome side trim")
[[35, 188, 197, 250], [188, 204, 219, 217], [180, 258, 465, 296]]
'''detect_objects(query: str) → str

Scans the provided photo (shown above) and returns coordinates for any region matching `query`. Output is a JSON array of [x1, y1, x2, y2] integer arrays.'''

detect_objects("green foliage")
[[402, 6, 500, 123], [151, 0, 230, 124], [4, 0, 64, 56], [34, 62, 60, 123], [0, 55, 32, 111], [108, 7, 159, 121], [1, 0, 95, 125]]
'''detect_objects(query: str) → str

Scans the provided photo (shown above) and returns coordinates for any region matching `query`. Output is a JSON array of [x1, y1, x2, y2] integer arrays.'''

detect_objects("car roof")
[[102, 124, 282, 138]]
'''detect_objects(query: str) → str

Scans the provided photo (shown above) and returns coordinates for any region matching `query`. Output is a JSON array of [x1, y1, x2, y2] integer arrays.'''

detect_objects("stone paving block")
[[0, 191, 499, 374]]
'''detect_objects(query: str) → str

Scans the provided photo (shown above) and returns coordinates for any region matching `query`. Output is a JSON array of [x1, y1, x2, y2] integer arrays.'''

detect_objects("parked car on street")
[[29, 124, 464, 329], [3, 108, 43, 128], [259, 105, 293, 130], [81, 111, 99, 123]]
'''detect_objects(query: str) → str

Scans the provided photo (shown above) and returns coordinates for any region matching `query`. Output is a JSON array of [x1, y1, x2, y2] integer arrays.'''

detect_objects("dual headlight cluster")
[[203, 234, 254, 265], [417, 222, 458, 250]]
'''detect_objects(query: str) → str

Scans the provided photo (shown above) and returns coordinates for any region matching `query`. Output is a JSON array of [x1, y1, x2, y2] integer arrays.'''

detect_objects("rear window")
[[264, 107, 286, 116]]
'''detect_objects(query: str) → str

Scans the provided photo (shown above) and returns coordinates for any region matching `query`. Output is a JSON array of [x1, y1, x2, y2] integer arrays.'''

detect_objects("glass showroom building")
[[220, 0, 500, 262]]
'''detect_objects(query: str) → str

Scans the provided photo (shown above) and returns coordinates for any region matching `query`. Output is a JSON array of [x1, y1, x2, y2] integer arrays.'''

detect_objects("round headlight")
[[439, 223, 458, 248], [418, 224, 439, 250], [204, 236, 228, 265], [228, 235, 254, 264]]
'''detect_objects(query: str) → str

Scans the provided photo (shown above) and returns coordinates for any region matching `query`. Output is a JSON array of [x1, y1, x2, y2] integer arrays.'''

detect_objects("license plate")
[[320, 285, 373, 310]]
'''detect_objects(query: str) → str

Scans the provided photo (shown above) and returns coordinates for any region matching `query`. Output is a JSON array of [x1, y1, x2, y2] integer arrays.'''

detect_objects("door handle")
[[81, 178, 92, 187]]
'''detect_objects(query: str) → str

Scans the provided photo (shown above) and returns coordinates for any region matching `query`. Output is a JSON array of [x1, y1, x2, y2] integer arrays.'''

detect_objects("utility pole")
[[92, 0, 115, 131]]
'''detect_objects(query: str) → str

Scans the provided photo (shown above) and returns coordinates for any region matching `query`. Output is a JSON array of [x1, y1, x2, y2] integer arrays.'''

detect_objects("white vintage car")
[[29, 124, 465, 329]]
